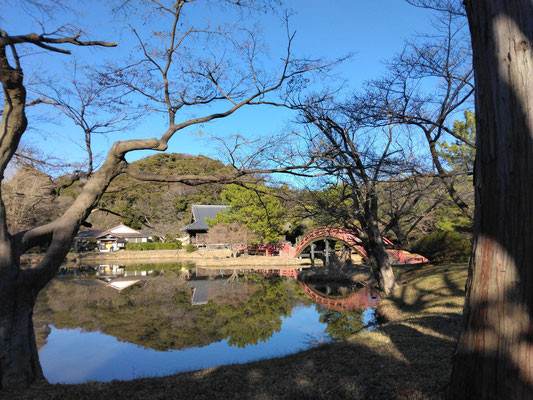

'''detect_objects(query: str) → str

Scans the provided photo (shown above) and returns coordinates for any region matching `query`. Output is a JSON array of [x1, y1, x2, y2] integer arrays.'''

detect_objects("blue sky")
[[4, 0, 438, 170]]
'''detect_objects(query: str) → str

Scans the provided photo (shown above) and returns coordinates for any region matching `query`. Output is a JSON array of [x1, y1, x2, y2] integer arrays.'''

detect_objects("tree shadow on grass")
[[1, 337, 450, 400]]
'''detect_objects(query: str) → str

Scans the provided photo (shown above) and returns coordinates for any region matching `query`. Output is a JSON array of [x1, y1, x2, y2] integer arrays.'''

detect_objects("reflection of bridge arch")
[[254, 268, 381, 311], [292, 226, 369, 261], [298, 281, 381, 311]]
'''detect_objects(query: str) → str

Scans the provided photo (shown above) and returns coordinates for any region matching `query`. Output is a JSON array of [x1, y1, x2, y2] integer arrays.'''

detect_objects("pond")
[[34, 263, 380, 384]]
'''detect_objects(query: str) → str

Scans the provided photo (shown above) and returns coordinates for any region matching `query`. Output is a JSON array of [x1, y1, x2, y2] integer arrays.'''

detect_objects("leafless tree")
[[0, 0, 331, 388], [208, 222, 254, 256], [357, 6, 474, 217], [35, 63, 137, 176], [377, 174, 446, 247], [292, 96, 421, 295]]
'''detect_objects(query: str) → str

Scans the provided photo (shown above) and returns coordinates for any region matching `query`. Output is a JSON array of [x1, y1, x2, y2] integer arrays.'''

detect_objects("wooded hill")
[[5, 151, 472, 259], [65, 153, 235, 238]]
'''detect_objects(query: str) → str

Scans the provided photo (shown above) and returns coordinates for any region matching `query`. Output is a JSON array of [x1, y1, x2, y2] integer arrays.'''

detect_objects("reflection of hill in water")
[[34, 271, 310, 351]]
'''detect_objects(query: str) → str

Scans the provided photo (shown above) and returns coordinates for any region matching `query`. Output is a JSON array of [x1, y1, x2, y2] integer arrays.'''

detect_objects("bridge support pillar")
[[324, 239, 330, 267], [340, 243, 350, 264], [310, 243, 316, 267]]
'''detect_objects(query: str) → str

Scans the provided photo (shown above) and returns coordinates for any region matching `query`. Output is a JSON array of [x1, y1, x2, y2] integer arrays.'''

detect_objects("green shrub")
[[185, 244, 197, 253], [125, 243, 137, 251], [412, 231, 471, 264], [125, 242, 178, 251], [144, 242, 156, 250], [125, 241, 184, 251], [126, 242, 154, 251], [157, 242, 181, 250]]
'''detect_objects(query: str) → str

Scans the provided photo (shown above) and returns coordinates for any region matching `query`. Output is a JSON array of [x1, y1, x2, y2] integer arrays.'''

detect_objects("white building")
[[96, 224, 152, 252]]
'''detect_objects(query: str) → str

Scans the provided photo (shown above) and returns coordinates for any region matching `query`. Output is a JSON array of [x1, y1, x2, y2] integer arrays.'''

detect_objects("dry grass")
[[1, 264, 468, 400]]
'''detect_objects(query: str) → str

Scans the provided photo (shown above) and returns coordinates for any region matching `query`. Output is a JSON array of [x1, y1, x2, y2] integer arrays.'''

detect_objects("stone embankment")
[[21, 249, 311, 267]]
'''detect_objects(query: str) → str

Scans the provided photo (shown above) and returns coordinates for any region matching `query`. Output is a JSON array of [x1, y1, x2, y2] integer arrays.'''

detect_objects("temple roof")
[[182, 205, 229, 232]]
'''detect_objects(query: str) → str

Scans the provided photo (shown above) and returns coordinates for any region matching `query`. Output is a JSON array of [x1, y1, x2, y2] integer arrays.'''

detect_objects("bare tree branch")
[[0, 31, 117, 54]]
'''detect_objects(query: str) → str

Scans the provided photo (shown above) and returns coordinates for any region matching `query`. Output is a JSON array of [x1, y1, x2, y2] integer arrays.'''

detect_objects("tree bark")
[[0, 46, 44, 388], [448, 1, 533, 398], [0, 49, 122, 386], [366, 218, 397, 296], [0, 278, 44, 388], [362, 197, 397, 296]]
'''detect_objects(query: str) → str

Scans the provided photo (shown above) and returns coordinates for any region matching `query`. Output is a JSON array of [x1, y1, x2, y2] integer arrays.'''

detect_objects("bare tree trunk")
[[0, 275, 43, 388], [388, 215, 409, 249], [362, 197, 397, 296], [366, 217, 397, 296], [0, 205, 76, 389], [448, 1, 533, 398], [0, 54, 44, 387]]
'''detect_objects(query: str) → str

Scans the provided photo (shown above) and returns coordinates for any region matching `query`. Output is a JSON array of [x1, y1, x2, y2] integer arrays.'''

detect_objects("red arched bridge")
[[240, 226, 428, 265]]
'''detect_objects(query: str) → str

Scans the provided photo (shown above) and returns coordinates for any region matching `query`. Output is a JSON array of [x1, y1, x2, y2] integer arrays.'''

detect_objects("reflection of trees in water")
[[218, 276, 310, 348], [34, 274, 311, 351], [318, 308, 364, 341], [34, 275, 190, 350]]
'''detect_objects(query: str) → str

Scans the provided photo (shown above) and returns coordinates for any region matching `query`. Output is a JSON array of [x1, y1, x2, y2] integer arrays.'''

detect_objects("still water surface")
[[34, 263, 379, 383]]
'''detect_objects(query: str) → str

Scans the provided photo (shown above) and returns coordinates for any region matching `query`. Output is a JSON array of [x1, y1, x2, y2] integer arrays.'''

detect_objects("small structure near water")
[[182, 205, 229, 246], [74, 224, 153, 252], [96, 224, 153, 252]]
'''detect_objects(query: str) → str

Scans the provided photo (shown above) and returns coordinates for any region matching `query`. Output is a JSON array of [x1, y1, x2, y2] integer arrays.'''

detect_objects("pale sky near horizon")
[[3, 0, 440, 172]]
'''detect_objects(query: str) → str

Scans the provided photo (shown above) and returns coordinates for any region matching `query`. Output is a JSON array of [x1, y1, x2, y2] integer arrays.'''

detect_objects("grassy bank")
[[1, 264, 468, 400]]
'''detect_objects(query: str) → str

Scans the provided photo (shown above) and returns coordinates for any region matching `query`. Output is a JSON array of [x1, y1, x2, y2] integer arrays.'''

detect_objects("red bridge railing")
[[292, 226, 367, 259], [237, 226, 428, 265]]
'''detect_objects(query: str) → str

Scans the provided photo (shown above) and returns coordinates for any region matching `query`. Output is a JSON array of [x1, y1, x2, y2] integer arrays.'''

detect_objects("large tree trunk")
[[448, 1, 533, 399], [0, 46, 47, 389], [0, 172, 117, 390], [0, 274, 43, 389]]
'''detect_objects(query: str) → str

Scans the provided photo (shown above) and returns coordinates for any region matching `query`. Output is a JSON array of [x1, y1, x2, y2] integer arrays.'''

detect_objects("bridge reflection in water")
[[298, 282, 381, 312], [76, 264, 380, 312], [257, 268, 381, 312], [191, 266, 380, 312]]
